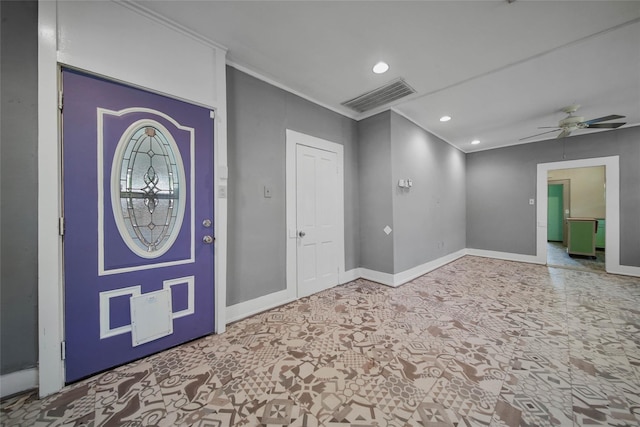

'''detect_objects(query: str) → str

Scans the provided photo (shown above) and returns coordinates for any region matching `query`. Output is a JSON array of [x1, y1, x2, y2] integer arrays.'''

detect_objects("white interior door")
[[296, 144, 339, 297]]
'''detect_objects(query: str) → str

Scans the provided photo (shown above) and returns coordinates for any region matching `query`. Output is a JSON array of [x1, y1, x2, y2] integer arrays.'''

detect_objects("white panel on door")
[[130, 289, 173, 347]]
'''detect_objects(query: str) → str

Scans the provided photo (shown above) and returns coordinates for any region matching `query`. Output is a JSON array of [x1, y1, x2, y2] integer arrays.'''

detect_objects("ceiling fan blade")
[[537, 126, 561, 129], [583, 114, 625, 125], [585, 122, 626, 129], [557, 129, 571, 138], [519, 129, 561, 141]]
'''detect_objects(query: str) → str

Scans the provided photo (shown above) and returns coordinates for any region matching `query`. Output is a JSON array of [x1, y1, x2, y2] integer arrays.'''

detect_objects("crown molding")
[[226, 61, 358, 121], [390, 107, 465, 153], [115, 0, 228, 52]]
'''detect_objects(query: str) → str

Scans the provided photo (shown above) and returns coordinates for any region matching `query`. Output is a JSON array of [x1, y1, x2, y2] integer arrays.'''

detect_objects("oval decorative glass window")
[[111, 120, 186, 259]]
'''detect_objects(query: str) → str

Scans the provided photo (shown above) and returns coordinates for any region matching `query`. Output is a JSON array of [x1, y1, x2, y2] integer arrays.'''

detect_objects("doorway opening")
[[536, 156, 620, 274], [546, 167, 605, 273]]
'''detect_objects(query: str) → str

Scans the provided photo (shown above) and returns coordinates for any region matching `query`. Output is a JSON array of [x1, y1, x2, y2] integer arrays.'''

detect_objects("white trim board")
[[390, 108, 461, 153], [37, 0, 229, 397], [465, 248, 544, 265], [226, 267, 362, 324], [117, 0, 228, 52], [226, 249, 470, 324], [361, 249, 467, 287], [285, 129, 345, 301], [227, 62, 357, 121], [225, 289, 297, 324], [38, 0, 65, 398], [608, 264, 640, 278], [536, 156, 621, 273], [0, 368, 38, 399], [339, 268, 361, 285]]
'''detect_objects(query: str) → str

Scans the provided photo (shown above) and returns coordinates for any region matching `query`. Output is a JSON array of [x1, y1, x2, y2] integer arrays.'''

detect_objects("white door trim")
[[536, 156, 625, 274], [37, 1, 228, 396], [286, 130, 345, 299], [38, 0, 65, 397]]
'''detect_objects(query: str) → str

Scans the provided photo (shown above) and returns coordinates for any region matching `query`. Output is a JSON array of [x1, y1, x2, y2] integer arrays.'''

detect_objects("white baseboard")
[[359, 268, 395, 287], [465, 248, 544, 265], [393, 249, 467, 286], [225, 289, 296, 324], [466, 248, 640, 277], [229, 246, 638, 328], [1, 368, 38, 399], [360, 249, 467, 288], [607, 264, 640, 278], [340, 268, 361, 284]]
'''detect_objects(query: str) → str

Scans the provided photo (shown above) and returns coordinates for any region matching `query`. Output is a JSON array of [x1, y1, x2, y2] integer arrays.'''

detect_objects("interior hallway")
[[1, 256, 639, 426]]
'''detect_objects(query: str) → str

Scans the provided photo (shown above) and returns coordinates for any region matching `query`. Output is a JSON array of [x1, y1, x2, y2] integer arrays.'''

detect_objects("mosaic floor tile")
[[498, 368, 573, 427], [2, 256, 639, 426], [94, 362, 166, 426]]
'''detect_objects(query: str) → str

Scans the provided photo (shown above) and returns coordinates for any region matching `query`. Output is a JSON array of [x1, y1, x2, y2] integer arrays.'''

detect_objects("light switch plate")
[[264, 186, 272, 198]]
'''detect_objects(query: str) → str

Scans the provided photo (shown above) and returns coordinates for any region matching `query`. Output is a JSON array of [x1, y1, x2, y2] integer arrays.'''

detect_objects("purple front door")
[[62, 69, 215, 382]]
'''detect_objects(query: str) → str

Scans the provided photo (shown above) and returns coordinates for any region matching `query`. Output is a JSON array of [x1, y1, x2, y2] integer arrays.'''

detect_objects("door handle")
[[298, 231, 306, 238], [202, 235, 214, 244]]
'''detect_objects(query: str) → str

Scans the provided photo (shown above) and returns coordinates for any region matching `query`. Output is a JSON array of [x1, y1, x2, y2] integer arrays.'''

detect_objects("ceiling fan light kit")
[[520, 104, 626, 141]]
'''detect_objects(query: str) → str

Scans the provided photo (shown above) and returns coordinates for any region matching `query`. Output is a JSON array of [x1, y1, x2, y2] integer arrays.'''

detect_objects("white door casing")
[[37, 1, 228, 396], [536, 156, 630, 275], [286, 130, 345, 300]]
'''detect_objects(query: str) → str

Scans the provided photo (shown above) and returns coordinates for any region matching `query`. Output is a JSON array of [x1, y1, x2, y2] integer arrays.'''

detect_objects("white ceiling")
[[135, 0, 640, 152]]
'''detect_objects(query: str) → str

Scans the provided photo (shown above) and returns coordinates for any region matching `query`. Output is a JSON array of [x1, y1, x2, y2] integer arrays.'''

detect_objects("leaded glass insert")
[[112, 121, 186, 258]]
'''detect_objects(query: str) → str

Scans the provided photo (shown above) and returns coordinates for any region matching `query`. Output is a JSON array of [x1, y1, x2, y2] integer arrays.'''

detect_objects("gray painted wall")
[[356, 111, 466, 275], [3, 3, 636, 380], [390, 112, 466, 273], [357, 111, 394, 274], [226, 67, 359, 305], [0, 1, 39, 374], [467, 126, 640, 266]]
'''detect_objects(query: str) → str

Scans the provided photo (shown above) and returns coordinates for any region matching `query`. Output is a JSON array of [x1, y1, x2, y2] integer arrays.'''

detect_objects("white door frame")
[[535, 155, 634, 275], [286, 130, 345, 299], [37, 1, 228, 396]]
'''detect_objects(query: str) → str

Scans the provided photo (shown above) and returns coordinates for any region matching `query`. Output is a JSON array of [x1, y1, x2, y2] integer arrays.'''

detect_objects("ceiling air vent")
[[341, 78, 416, 113]]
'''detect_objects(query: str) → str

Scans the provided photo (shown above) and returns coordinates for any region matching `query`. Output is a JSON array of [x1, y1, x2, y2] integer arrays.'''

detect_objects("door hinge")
[[61, 341, 66, 360], [210, 110, 215, 119], [58, 91, 64, 111], [58, 217, 65, 236]]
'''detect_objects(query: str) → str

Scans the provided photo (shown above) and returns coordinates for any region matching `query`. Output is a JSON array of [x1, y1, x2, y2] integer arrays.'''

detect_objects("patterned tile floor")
[[2, 256, 639, 426]]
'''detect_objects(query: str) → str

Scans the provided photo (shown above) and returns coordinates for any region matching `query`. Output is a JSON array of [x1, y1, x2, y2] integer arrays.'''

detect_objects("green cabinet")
[[567, 218, 597, 257], [595, 219, 606, 249]]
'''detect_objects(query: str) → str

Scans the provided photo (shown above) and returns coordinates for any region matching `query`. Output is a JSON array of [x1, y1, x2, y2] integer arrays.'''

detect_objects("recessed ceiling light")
[[471, 139, 480, 145], [372, 61, 389, 74], [440, 115, 452, 122]]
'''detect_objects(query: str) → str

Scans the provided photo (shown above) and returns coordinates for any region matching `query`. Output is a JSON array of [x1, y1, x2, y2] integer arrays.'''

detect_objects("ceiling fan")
[[520, 104, 626, 141]]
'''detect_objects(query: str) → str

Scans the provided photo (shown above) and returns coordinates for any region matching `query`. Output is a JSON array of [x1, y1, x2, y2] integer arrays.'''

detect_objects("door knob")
[[202, 219, 212, 228], [298, 231, 306, 238], [202, 235, 214, 244]]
